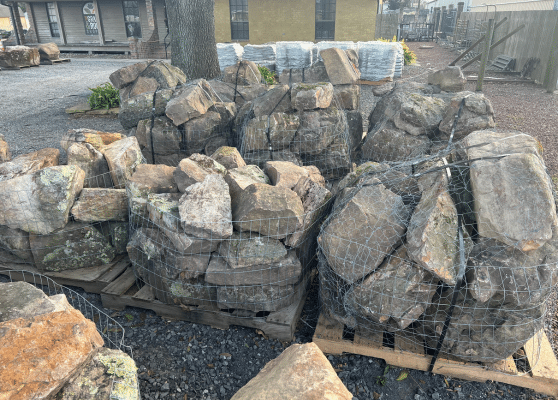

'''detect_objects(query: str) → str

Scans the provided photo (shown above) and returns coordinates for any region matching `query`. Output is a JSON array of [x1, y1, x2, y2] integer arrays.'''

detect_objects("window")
[[122, 1, 142, 38], [46, 3, 60, 38], [230, 0, 248, 41], [82, 2, 98, 36], [315, 0, 336, 40]]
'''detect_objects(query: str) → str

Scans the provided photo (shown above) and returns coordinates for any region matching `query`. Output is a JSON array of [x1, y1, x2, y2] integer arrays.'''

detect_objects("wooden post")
[[53, 2, 66, 45], [545, 14, 558, 93], [92, 0, 105, 45], [476, 18, 494, 92]]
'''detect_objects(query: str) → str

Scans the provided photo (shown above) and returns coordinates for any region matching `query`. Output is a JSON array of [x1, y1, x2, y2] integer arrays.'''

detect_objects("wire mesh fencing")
[[317, 129, 556, 370]]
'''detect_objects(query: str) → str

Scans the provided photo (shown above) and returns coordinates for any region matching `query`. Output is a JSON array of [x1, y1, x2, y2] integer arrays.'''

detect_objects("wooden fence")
[[458, 10, 558, 91]]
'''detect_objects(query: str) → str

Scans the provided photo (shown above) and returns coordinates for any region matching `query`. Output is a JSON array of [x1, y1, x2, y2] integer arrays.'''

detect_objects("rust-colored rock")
[[0, 134, 10, 162], [61, 128, 125, 152]]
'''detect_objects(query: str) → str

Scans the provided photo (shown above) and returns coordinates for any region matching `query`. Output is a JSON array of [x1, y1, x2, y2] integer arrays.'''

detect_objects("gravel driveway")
[[0, 57, 555, 400]]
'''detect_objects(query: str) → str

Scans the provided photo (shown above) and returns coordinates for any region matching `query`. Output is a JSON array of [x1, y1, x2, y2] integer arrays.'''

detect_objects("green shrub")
[[88, 83, 120, 110], [258, 64, 277, 85]]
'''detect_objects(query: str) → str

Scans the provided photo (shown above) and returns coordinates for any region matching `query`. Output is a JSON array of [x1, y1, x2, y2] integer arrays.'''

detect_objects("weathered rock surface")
[[67, 142, 112, 188], [278, 64, 330, 85], [438, 92, 495, 140], [470, 153, 557, 251], [252, 84, 292, 117], [217, 281, 299, 312], [103, 221, 129, 255], [345, 247, 437, 330], [0, 225, 32, 262], [135, 116, 181, 164], [140, 61, 187, 89], [58, 347, 139, 400], [37, 42, 60, 61], [71, 188, 128, 222], [223, 60, 261, 86], [462, 130, 543, 161], [0, 165, 85, 234], [60, 129, 125, 152], [243, 112, 299, 152], [211, 146, 246, 169], [225, 165, 270, 203], [231, 342, 352, 400], [118, 89, 173, 130], [174, 153, 226, 192], [292, 106, 344, 155], [428, 66, 466, 92], [291, 82, 334, 111], [110, 61, 148, 89], [102, 136, 143, 188], [218, 232, 287, 268], [392, 93, 447, 136], [179, 174, 233, 240], [346, 110, 363, 151], [232, 183, 304, 239], [0, 134, 10, 162], [165, 82, 214, 126], [265, 161, 311, 190], [182, 111, 225, 156], [320, 47, 360, 85], [0, 147, 60, 182], [0, 46, 40, 68], [30, 222, 116, 272], [0, 283, 104, 400], [0, 281, 69, 322], [205, 250, 302, 286], [127, 163, 177, 199], [319, 179, 410, 284], [334, 84, 360, 110]]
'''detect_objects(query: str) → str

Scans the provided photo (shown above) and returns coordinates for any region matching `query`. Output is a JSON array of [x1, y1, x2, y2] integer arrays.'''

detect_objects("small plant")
[[378, 36, 417, 65], [88, 82, 120, 110], [258, 64, 277, 85], [376, 365, 390, 386]]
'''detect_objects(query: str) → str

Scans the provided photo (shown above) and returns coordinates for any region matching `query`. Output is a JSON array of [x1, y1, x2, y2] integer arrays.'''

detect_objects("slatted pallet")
[[358, 77, 393, 86], [101, 267, 312, 342], [0, 255, 130, 294], [40, 58, 71, 65], [313, 313, 558, 398], [0, 64, 40, 70]]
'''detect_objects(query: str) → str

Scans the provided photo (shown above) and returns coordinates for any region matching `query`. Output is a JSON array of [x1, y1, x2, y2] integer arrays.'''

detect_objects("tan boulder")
[[109, 61, 148, 89], [71, 188, 128, 222], [231, 342, 352, 400], [61, 128, 125, 152], [128, 163, 178, 198], [102, 136, 143, 188], [0, 46, 40, 68], [174, 153, 227, 192], [0, 147, 59, 182], [320, 47, 360, 85], [165, 82, 214, 126], [0, 134, 11, 162], [333, 84, 360, 110], [210, 146, 246, 169], [265, 160, 311, 190], [67, 142, 111, 188], [291, 82, 334, 111], [223, 60, 262, 86], [37, 42, 60, 61], [225, 165, 270, 203]]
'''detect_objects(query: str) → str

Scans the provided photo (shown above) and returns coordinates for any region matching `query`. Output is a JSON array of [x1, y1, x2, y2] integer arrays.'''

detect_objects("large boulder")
[[242, 112, 299, 152], [0, 282, 104, 399], [252, 84, 292, 117], [319, 179, 410, 284], [127, 163, 177, 199], [178, 174, 233, 240], [102, 136, 143, 188], [71, 188, 128, 222], [392, 93, 447, 137], [0, 225, 33, 262], [110, 62, 149, 89], [223, 60, 262, 86], [224, 164, 270, 203], [333, 84, 360, 110], [265, 161, 313, 190], [0, 46, 40, 68], [182, 111, 225, 156], [165, 82, 214, 126], [438, 92, 495, 140], [0, 147, 59, 182], [218, 232, 288, 268], [118, 89, 173, 130], [37, 42, 60, 61], [210, 146, 246, 170], [0, 134, 10, 162], [0, 166, 85, 234], [231, 343, 352, 400], [135, 116, 181, 165], [140, 61, 187, 89], [291, 82, 334, 111], [173, 153, 226, 193], [0, 281, 69, 322], [427, 66, 466, 92], [291, 106, 344, 156], [60, 129, 125, 152], [320, 47, 360, 85], [29, 222, 116, 272], [232, 183, 304, 239], [67, 143, 111, 188]]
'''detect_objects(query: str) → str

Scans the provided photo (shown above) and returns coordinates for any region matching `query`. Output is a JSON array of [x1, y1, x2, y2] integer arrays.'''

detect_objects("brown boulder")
[[37, 42, 60, 61], [211, 146, 246, 169], [165, 82, 214, 126], [223, 60, 262, 86], [320, 47, 360, 85], [174, 153, 227, 192], [0, 46, 40, 68], [102, 136, 143, 188], [71, 188, 128, 222], [67, 142, 111, 188], [0, 134, 10, 162], [109, 61, 148, 89], [60, 128, 125, 152], [0, 147, 59, 182]]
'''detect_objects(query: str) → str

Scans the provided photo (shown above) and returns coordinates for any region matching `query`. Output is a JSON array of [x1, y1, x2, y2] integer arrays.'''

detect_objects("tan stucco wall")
[[215, 0, 377, 44]]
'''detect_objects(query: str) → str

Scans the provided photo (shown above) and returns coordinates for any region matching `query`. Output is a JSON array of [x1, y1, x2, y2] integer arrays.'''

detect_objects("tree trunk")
[[166, 0, 221, 80]]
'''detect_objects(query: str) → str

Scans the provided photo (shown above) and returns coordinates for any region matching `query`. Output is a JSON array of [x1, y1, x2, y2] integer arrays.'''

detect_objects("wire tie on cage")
[[428, 213, 467, 373], [148, 86, 160, 165], [445, 97, 466, 152]]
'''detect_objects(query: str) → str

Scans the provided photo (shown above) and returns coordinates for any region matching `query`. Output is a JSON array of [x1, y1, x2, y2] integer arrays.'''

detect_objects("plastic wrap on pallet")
[[242, 44, 277, 64], [276, 41, 314, 74], [357, 41, 399, 82], [315, 41, 357, 61], [217, 43, 244, 70], [394, 42, 404, 78]]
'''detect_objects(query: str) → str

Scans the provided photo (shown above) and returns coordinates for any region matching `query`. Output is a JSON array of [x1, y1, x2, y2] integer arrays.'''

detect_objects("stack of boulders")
[[0, 281, 139, 399], [111, 54, 361, 180], [127, 147, 332, 313], [0, 130, 142, 272], [362, 66, 494, 163], [318, 127, 558, 363], [0, 45, 40, 69]]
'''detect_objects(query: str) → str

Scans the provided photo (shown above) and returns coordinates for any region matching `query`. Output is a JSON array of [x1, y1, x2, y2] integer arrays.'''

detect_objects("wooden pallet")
[[101, 268, 312, 342], [40, 58, 71, 65], [0, 64, 40, 70], [313, 313, 558, 398], [0, 255, 130, 294]]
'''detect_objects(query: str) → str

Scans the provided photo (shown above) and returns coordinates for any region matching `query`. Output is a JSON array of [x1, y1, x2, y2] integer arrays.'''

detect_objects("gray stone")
[[135, 116, 181, 164], [265, 161, 311, 190], [210, 146, 246, 170], [71, 188, 128, 222], [225, 165, 270, 204], [272, 150, 303, 166], [392, 93, 447, 136], [205, 250, 302, 286], [292, 107, 344, 155], [0, 148, 60, 183], [243, 113, 299, 152], [345, 247, 437, 330], [291, 82, 334, 111], [305, 142, 352, 180], [179, 174, 233, 240], [0, 166, 85, 234], [427, 66, 466, 92], [462, 130, 543, 162], [278, 64, 330, 85], [67, 143, 111, 188], [232, 183, 304, 239], [320, 48, 360, 85], [102, 136, 143, 189], [205, 136, 229, 156], [126, 76, 158, 99], [30, 222, 116, 272], [127, 164, 177, 199], [174, 153, 227, 192], [102, 221, 129, 255], [216, 281, 298, 312], [109, 62, 148, 89], [438, 92, 495, 140], [37, 42, 60, 61], [0, 225, 32, 262], [471, 153, 557, 251], [165, 82, 214, 126], [223, 61, 262, 86], [141, 61, 187, 89], [319, 179, 410, 284], [0, 46, 39, 69], [0, 281, 69, 322], [333, 84, 360, 110], [252, 84, 292, 117], [118, 89, 173, 130], [346, 110, 363, 152], [218, 232, 288, 268], [182, 111, 223, 156]]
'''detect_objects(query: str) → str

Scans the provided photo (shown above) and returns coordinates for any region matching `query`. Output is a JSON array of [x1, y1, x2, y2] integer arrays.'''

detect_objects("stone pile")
[[362, 67, 494, 163], [0, 130, 141, 272], [0, 281, 139, 400], [127, 148, 332, 313], [318, 129, 558, 363], [0, 45, 40, 69]]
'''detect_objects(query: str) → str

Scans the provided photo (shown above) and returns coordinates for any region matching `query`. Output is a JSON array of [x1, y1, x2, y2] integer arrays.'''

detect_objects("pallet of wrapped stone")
[[125, 145, 333, 333], [315, 128, 558, 392], [0, 130, 143, 291]]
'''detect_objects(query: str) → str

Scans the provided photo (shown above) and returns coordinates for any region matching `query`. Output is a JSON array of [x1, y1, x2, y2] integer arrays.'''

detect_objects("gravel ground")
[[1, 54, 557, 400]]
